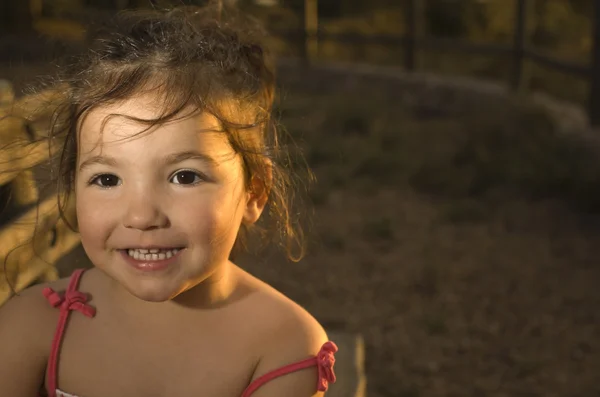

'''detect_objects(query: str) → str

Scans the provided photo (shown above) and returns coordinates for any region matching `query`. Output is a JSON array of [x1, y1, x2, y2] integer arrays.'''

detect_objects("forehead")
[[78, 95, 228, 157]]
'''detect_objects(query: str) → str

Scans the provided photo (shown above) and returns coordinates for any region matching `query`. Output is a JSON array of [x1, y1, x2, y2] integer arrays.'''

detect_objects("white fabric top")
[[56, 389, 79, 397]]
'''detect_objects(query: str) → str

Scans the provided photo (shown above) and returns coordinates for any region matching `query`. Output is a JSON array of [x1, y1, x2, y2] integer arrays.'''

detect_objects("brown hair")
[[24, 4, 312, 264]]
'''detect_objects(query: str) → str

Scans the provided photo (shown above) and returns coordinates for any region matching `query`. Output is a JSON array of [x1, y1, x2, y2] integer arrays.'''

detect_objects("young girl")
[[0, 4, 337, 397]]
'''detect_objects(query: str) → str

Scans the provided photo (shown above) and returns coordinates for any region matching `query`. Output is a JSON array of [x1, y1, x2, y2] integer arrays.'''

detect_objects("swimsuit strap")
[[241, 341, 338, 397], [42, 269, 95, 397], [40, 271, 335, 397]]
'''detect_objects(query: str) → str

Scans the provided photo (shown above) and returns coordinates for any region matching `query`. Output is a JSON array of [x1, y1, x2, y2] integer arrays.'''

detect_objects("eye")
[[90, 174, 121, 187], [170, 170, 203, 185]]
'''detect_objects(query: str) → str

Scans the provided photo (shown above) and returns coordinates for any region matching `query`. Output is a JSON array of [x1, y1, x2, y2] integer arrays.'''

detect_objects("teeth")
[[126, 248, 181, 261]]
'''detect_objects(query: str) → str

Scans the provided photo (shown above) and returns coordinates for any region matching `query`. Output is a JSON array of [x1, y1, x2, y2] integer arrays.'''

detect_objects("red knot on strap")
[[316, 341, 338, 391], [43, 287, 96, 318]]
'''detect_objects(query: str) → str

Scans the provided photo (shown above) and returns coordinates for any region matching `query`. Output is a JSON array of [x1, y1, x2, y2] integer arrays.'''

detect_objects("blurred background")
[[1, 1, 600, 396]]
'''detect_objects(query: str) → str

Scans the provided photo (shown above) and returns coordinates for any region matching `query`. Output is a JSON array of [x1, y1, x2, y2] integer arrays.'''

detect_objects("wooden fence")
[[0, 88, 81, 305], [293, 0, 600, 126], [4, 0, 597, 124]]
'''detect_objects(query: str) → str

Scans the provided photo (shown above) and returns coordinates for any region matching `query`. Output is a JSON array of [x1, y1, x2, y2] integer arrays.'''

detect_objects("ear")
[[243, 163, 272, 225]]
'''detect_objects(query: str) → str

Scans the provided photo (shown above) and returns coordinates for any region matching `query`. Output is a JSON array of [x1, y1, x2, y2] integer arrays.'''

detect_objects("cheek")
[[75, 192, 114, 246], [182, 189, 246, 243]]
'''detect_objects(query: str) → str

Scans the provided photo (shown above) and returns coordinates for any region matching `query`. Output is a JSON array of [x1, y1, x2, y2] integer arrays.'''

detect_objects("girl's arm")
[[0, 284, 54, 396]]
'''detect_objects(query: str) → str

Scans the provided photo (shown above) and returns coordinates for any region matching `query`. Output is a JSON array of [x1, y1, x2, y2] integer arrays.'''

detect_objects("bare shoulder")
[[240, 269, 328, 349], [237, 268, 331, 395], [0, 276, 70, 345], [1, 277, 69, 324], [0, 277, 69, 396]]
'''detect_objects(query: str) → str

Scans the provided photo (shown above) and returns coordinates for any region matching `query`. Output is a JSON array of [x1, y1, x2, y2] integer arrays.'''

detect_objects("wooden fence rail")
[[295, 0, 600, 126], [3, 0, 596, 122]]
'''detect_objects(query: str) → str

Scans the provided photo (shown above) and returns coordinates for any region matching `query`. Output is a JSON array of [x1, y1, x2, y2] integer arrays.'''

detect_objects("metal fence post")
[[588, 0, 600, 127], [404, 0, 418, 71], [304, 0, 318, 65], [511, 0, 527, 91]]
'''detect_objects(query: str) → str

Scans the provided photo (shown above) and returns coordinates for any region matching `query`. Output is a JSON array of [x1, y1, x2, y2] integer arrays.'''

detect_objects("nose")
[[122, 192, 169, 231]]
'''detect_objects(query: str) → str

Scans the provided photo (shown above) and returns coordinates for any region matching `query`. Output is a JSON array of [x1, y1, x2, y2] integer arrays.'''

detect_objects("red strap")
[[41, 272, 335, 397], [241, 341, 338, 397], [43, 269, 94, 397]]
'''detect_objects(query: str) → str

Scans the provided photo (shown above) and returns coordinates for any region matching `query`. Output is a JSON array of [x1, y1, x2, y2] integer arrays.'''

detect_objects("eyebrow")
[[78, 150, 216, 172]]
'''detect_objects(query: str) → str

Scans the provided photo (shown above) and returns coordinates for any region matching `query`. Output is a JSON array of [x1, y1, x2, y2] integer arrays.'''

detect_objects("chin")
[[126, 284, 181, 303], [116, 275, 185, 303]]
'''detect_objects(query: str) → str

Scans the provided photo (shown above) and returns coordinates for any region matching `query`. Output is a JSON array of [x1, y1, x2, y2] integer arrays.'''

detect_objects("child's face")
[[75, 95, 260, 302]]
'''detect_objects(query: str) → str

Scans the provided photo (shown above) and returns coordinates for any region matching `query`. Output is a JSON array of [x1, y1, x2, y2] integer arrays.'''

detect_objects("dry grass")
[[239, 68, 600, 397]]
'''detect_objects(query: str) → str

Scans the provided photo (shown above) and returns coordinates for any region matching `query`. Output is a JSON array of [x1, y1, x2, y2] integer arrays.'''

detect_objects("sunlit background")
[[1, 1, 600, 396]]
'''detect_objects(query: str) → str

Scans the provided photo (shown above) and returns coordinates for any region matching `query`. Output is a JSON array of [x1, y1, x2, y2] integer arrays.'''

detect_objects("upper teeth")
[[127, 248, 181, 261]]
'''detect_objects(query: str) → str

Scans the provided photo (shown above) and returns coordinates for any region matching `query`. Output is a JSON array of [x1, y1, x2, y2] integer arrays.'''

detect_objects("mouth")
[[118, 247, 186, 273], [121, 247, 185, 261]]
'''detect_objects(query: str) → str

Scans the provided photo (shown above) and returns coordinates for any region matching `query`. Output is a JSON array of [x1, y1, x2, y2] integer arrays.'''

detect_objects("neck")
[[172, 261, 236, 309], [104, 261, 240, 323]]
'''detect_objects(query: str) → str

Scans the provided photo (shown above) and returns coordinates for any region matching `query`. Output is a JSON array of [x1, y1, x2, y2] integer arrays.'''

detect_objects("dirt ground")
[[3, 61, 600, 397]]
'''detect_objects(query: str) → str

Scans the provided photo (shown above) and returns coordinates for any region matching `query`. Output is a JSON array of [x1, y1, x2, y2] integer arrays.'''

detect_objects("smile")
[[126, 248, 182, 261], [119, 247, 185, 273]]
